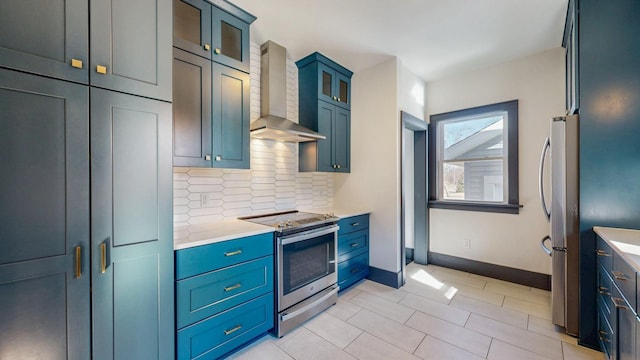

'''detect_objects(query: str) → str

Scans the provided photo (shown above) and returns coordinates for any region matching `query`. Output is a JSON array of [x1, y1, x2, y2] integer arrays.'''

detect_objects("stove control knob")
[[286, 220, 293, 227], [325, 212, 335, 219], [277, 222, 285, 229]]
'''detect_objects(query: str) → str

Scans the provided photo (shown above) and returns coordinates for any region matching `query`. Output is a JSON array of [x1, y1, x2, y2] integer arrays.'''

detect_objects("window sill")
[[428, 200, 522, 214]]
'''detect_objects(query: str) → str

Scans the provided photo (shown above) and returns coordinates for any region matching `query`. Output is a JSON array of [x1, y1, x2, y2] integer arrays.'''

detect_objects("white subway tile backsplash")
[[173, 42, 334, 225]]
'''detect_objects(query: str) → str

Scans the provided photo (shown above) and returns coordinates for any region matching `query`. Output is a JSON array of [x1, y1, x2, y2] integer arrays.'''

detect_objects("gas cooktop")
[[239, 210, 338, 234]]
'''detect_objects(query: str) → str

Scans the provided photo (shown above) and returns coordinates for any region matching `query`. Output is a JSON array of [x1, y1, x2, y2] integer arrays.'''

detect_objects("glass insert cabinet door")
[[173, 0, 251, 72], [317, 62, 350, 109]]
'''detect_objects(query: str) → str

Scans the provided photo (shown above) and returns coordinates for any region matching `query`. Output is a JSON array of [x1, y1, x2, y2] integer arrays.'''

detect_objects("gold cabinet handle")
[[350, 243, 359, 247], [71, 59, 83, 69], [224, 249, 242, 257], [215, 155, 222, 161], [96, 65, 107, 74], [612, 297, 628, 310], [224, 283, 242, 292], [223, 324, 242, 335], [204, 43, 211, 51], [204, 154, 211, 161], [596, 249, 610, 257], [612, 271, 629, 281], [337, 164, 341, 169], [332, 96, 337, 101], [214, 48, 221, 54], [337, 97, 341, 102], [598, 286, 610, 295], [351, 222, 360, 227], [75, 246, 82, 278], [100, 243, 107, 273]]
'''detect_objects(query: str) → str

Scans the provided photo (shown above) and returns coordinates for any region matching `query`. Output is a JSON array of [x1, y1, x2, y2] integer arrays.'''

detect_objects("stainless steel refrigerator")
[[539, 114, 579, 336]]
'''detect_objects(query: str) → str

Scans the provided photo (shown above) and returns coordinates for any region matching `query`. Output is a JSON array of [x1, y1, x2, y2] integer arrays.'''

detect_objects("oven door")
[[278, 225, 338, 311]]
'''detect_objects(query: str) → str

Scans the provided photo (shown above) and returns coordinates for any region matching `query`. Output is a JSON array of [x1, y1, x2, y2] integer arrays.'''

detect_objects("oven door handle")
[[281, 285, 339, 322], [280, 225, 340, 245]]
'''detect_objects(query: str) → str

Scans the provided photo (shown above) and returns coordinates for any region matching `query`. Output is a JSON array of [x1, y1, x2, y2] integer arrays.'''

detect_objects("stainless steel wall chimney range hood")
[[250, 41, 325, 142]]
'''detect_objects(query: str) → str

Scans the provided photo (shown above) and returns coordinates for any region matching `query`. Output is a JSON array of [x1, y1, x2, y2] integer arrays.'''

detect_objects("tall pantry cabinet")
[[0, 0, 174, 358]]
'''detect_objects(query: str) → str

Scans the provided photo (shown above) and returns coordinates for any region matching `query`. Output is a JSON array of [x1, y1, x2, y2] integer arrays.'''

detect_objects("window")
[[428, 100, 520, 214]]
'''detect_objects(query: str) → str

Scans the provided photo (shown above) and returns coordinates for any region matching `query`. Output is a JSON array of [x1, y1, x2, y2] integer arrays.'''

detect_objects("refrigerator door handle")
[[541, 235, 552, 256], [539, 137, 551, 221]]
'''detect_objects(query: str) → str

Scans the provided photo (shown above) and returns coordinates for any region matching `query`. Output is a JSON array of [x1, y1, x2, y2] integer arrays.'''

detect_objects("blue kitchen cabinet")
[[297, 53, 353, 173], [173, 0, 255, 72], [0, 68, 91, 359], [576, 0, 640, 348], [0, 0, 88, 83], [90, 0, 172, 101], [337, 214, 370, 291], [91, 88, 174, 359], [175, 233, 274, 359]]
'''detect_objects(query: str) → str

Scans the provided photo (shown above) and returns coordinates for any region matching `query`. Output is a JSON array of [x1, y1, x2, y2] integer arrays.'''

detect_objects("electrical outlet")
[[464, 239, 471, 248], [201, 193, 209, 207]]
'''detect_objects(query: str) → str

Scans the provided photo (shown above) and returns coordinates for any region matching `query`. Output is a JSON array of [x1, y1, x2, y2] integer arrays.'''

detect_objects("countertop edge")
[[174, 224, 274, 250], [594, 226, 640, 273]]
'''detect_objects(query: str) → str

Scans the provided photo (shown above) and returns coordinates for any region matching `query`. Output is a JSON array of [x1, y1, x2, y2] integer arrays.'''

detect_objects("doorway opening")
[[400, 111, 428, 284]]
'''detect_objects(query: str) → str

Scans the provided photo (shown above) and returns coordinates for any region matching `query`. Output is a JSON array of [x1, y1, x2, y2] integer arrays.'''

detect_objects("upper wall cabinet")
[[173, 0, 255, 73], [0, 0, 89, 84], [563, 0, 579, 115], [297, 53, 352, 110], [91, 0, 172, 102], [297, 53, 353, 173]]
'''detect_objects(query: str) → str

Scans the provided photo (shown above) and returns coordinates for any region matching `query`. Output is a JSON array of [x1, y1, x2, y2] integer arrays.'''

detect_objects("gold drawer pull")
[[75, 246, 82, 278], [224, 324, 242, 335], [71, 58, 83, 69], [100, 242, 107, 273], [96, 65, 107, 74], [612, 271, 629, 281], [204, 43, 211, 51], [224, 283, 242, 292], [612, 297, 629, 310], [214, 48, 221, 55], [598, 286, 610, 295], [351, 222, 360, 227], [224, 249, 242, 257], [596, 249, 610, 257], [350, 243, 359, 247]]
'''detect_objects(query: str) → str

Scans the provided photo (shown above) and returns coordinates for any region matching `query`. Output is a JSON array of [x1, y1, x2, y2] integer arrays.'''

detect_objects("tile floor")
[[228, 263, 603, 360]]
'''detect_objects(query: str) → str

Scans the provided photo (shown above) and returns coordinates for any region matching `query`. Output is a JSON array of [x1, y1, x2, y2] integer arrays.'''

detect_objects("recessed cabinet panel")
[[334, 107, 351, 173], [212, 64, 250, 169], [91, 88, 173, 360], [173, 48, 212, 167], [317, 102, 336, 172], [212, 8, 250, 72], [91, 0, 172, 101], [173, 0, 212, 59], [0, 69, 90, 359], [0, 0, 88, 83], [112, 108, 160, 246]]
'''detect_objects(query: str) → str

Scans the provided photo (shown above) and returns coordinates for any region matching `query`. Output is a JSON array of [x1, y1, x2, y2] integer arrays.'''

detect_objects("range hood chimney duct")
[[250, 41, 325, 142]]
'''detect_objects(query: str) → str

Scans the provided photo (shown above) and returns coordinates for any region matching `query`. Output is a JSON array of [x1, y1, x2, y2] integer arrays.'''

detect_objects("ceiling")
[[231, 0, 568, 82]]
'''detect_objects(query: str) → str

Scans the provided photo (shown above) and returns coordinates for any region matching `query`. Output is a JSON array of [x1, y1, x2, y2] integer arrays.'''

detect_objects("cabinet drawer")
[[177, 293, 273, 360], [338, 252, 369, 291], [176, 232, 273, 280], [596, 235, 613, 270], [338, 229, 368, 261], [338, 214, 369, 235], [597, 304, 615, 359], [598, 263, 614, 317], [612, 251, 636, 309], [176, 256, 273, 329]]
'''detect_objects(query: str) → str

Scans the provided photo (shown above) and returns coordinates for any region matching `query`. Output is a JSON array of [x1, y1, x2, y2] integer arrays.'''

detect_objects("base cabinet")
[[337, 214, 370, 291], [175, 233, 274, 359]]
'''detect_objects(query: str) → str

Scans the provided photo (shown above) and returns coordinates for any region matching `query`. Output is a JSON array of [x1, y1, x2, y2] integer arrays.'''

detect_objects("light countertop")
[[174, 219, 273, 250], [594, 226, 640, 272], [174, 209, 371, 250]]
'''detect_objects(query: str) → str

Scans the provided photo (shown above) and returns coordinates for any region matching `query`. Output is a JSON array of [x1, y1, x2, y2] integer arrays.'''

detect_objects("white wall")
[[426, 48, 565, 274], [334, 58, 401, 272]]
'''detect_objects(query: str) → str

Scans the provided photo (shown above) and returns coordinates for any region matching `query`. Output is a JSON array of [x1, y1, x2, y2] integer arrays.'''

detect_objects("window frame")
[[428, 100, 520, 214]]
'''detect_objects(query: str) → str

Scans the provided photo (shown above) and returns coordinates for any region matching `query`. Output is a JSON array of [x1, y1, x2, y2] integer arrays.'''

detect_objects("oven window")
[[282, 232, 335, 294]]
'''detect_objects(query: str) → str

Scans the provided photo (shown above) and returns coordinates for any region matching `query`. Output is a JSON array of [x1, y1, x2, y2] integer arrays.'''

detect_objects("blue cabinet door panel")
[[177, 293, 274, 360], [176, 233, 273, 280], [176, 256, 273, 328], [90, 0, 172, 101], [91, 88, 174, 359], [337, 215, 370, 236], [212, 63, 250, 168], [338, 230, 369, 262], [0, 0, 88, 83], [338, 252, 369, 291], [0, 69, 90, 359], [334, 107, 351, 172], [317, 101, 335, 172], [173, 0, 212, 59]]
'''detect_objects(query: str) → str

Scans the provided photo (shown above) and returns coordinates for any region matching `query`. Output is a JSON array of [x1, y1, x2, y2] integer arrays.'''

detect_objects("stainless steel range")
[[240, 211, 339, 337]]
